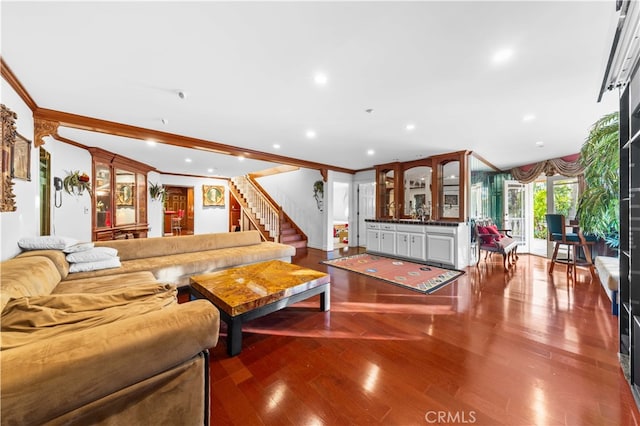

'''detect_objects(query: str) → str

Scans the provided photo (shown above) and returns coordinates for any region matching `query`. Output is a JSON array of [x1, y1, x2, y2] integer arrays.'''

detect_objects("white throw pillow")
[[18, 236, 79, 251], [69, 257, 121, 273], [66, 247, 118, 263], [63, 242, 95, 254]]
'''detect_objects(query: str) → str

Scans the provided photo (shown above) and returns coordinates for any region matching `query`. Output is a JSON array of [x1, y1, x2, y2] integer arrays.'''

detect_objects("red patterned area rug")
[[322, 253, 464, 294]]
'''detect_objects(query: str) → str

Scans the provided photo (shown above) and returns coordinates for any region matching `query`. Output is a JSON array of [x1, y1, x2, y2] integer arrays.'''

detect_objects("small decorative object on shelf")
[[63, 170, 92, 196], [313, 180, 324, 211], [149, 182, 166, 203]]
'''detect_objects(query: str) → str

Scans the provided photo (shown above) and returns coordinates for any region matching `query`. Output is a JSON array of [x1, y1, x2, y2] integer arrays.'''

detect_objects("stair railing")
[[230, 176, 282, 242]]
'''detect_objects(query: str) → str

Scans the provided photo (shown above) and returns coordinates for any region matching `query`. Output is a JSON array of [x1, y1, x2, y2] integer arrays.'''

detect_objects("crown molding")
[[33, 108, 356, 175], [0, 57, 38, 111]]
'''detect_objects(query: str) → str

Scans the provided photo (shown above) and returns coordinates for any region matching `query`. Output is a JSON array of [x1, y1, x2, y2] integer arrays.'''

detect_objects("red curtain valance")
[[509, 154, 583, 184]]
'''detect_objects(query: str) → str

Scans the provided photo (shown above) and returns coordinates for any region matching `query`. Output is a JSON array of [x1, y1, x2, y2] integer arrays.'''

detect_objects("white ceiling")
[[1, 1, 621, 177]]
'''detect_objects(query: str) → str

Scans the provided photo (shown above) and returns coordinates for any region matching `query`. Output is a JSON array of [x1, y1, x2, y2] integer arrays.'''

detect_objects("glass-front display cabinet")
[[89, 148, 153, 241], [375, 163, 402, 219], [375, 150, 467, 222], [403, 161, 432, 220]]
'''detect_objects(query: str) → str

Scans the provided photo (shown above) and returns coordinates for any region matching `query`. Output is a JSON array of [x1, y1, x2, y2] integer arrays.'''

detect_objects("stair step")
[[287, 240, 308, 250], [281, 228, 296, 235], [281, 234, 302, 243]]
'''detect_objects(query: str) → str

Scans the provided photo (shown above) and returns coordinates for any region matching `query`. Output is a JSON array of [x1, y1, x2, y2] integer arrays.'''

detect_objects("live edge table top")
[[189, 260, 330, 317]]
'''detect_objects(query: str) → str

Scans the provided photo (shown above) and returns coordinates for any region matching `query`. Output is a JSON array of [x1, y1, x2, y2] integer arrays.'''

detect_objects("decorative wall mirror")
[[1, 104, 17, 212]]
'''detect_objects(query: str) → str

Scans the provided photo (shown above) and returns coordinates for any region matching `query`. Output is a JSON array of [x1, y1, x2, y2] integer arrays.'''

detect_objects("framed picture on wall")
[[116, 183, 134, 206], [203, 185, 224, 206], [11, 132, 31, 181], [444, 194, 458, 206]]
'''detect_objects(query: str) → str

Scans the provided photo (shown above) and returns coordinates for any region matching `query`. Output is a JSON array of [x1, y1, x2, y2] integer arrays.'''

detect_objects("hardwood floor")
[[207, 248, 640, 425]]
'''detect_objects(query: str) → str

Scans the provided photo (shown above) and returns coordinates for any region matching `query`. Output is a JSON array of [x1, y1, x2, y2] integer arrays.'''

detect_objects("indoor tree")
[[576, 111, 619, 248]]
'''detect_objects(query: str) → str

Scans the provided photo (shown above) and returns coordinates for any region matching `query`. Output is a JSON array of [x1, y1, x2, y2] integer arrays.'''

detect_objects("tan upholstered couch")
[[63, 230, 296, 288], [1, 231, 295, 425]]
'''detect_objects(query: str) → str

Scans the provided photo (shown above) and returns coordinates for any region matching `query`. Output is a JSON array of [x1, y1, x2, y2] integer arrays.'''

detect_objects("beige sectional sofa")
[[64, 230, 297, 287], [1, 230, 296, 425]]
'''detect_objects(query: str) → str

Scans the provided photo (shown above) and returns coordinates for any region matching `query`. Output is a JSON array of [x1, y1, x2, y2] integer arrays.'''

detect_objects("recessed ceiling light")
[[314, 72, 328, 86], [185, 158, 192, 163], [207, 168, 214, 173], [238, 156, 245, 161], [492, 48, 514, 64], [306, 130, 317, 139], [273, 143, 281, 149], [367, 149, 375, 156], [365, 108, 374, 114], [406, 123, 416, 131], [536, 141, 545, 148], [146, 140, 157, 147], [523, 114, 536, 122]]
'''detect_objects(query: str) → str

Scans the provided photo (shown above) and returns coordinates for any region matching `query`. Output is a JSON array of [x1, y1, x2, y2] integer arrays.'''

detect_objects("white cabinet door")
[[409, 233, 427, 261], [396, 232, 410, 257], [426, 233, 455, 266], [366, 229, 380, 252], [380, 230, 396, 255]]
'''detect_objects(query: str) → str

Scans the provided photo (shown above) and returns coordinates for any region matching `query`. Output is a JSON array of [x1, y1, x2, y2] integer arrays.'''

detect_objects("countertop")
[[364, 219, 463, 227]]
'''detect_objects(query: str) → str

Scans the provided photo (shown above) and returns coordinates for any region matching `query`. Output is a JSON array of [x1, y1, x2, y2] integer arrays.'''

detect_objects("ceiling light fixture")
[[185, 158, 192, 163], [492, 48, 514, 64], [207, 168, 214, 173], [178, 90, 187, 99], [536, 141, 545, 148], [314, 72, 328, 86], [367, 149, 375, 155], [273, 143, 281, 149], [405, 123, 416, 131], [238, 156, 245, 161], [306, 130, 317, 139], [146, 140, 157, 147], [522, 114, 536, 122]]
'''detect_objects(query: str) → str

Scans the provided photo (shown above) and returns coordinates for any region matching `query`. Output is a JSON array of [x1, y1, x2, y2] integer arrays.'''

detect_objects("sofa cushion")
[[66, 247, 117, 263], [65, 241, 296, 287], [69, 257, 122, 273], [16, 250, 70, 279], [94, 230, 262, 261], [1, 283, 177, 350], [53, 271, 158, 294], [18, 235, 78, 251], [1, 256, 61, 312]]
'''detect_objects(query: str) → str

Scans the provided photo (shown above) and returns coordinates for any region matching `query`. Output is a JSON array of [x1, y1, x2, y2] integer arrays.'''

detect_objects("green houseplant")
[[576, 111, 619, 248], [149, 182, 166, 203], [63, 170, 92, 196], [313, 180, 324, 211]]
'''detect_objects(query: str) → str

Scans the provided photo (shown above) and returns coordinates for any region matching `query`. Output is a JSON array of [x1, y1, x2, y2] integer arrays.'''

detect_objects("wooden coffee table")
[[189, 260, 330, 356]]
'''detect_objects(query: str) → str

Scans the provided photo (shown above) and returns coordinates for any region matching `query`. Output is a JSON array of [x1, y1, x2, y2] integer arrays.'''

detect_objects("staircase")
[[230, 176, 307, 251]]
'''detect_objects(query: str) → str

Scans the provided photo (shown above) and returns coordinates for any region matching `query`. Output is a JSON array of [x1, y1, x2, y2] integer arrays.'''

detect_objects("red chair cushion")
[[486, 225, 504, 239], [477, 226, 494, 244]]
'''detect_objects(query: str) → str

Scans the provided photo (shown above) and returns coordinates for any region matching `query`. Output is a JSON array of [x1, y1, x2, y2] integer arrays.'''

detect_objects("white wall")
[[147, 171, 164, 238], [257, 169, 325, 249], [1, 80, 39, 260], [47, 139, 93, 241]]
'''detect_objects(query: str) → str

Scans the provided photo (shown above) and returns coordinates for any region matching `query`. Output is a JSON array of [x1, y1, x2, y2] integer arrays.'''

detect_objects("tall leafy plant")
[[576, 111, 619, 248]]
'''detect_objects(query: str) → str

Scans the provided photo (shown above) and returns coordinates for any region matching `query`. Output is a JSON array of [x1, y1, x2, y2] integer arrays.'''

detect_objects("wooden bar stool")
[[545, 213, 596, 281]]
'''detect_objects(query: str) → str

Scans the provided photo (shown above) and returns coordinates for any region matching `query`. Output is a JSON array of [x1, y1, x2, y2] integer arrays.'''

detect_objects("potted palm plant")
[[576, 111, 619, 252]]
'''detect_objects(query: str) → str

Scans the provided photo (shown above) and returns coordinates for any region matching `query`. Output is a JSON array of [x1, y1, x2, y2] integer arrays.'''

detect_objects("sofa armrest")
[[1, 300, 219, 425]]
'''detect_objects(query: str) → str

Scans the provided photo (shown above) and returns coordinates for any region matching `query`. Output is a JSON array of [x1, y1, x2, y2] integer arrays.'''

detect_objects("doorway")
[[163, 186, 194, 236], [526, 175, 580, 257], [332, 181, 350, 250], [39, 148, 51, 235], [357, 182, 376, 248]]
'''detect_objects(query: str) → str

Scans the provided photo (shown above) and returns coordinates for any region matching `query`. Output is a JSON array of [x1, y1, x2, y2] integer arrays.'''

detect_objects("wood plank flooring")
[[205, 248, 640, 425]]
